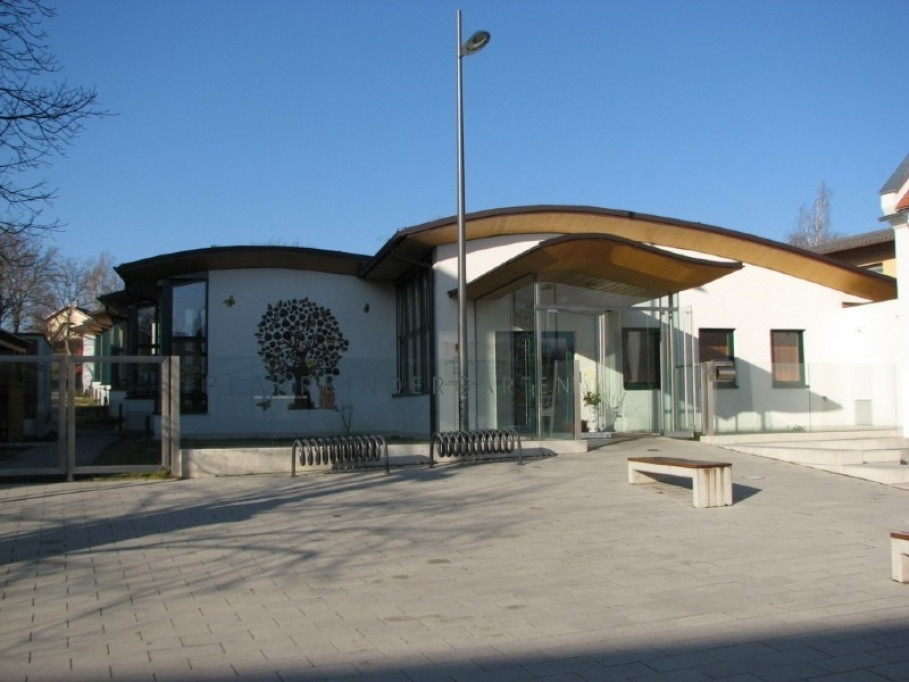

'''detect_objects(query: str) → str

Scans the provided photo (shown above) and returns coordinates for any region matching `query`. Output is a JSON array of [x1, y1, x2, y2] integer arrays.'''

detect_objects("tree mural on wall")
[[255, 298, 349, 409]]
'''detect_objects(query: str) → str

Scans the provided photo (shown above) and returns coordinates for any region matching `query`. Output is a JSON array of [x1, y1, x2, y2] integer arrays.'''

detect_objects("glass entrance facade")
[[474, 275, 694, 439]]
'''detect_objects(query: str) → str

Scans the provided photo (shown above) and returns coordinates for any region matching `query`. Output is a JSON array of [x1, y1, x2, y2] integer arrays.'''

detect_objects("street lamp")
[[456, 10, 490, 432]]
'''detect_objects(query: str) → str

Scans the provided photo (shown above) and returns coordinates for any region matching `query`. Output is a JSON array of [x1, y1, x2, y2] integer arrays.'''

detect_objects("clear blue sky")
[[39, 0, 909, 266]]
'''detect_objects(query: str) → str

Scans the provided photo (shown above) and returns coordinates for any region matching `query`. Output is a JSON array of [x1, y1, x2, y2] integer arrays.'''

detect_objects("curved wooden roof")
[[116, 246, 372, 299], [113, 206, 896, 304], [462, 234, 743, 302], [365, 205, 896, 302]]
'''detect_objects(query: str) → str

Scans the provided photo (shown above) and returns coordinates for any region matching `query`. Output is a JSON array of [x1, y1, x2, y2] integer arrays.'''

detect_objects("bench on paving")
[[628, 456, 733, 508], [892, 531, 909, 583]]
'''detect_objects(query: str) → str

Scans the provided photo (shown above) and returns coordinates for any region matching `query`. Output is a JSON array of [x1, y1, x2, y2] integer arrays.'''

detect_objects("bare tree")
[[787, 181, 840, 249], [0, 231, 54, 331], [0, 227, 119, 340], [78, 250, 119, 304], [33, 249, 119, 354], [0, 0, 105, 239]]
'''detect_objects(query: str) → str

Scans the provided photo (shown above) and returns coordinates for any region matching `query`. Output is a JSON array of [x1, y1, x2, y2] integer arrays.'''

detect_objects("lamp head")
[[461, 30, 491, 56]]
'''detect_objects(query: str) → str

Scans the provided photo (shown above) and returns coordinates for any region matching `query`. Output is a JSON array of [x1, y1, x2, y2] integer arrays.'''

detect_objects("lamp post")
[[456, 10, 490, 431]]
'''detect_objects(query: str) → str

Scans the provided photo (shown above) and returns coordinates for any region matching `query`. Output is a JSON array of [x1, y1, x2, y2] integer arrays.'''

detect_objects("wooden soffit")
[[459, 234, 742, 301], [365, 205, 896, 302]]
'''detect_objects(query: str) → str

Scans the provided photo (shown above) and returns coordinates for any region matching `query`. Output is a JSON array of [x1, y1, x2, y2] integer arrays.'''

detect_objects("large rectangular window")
[[170, 280, 208, 412], [135, 305, 159, 356], [122, 304, 159, 399], [699, 328, 736, 386], [771, 329, 805, 387], [622, 328, 660, 390], [396, 268, 430, 395]]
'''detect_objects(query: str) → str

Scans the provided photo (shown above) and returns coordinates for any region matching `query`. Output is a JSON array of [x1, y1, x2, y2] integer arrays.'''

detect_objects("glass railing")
[[696, 362, 898, 436], [2, 353, 893, 477]]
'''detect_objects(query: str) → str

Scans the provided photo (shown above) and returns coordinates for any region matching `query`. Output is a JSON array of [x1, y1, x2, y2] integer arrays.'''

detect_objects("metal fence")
[[0, 355, 180, 480]]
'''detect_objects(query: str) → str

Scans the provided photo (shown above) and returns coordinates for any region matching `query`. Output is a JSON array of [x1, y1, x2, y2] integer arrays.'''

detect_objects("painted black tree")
[[255, 298, 349, 409]]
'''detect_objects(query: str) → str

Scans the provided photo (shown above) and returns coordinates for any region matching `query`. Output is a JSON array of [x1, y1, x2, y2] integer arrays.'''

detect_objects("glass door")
[[495, 330, 575, 439], [538, 331, 575, 438], [495, 331, 536, 435]]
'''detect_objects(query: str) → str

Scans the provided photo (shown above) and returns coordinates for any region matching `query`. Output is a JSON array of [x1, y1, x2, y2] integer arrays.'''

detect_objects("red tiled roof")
[[897, 190, 909, 212], [814, 228, 893, 254]]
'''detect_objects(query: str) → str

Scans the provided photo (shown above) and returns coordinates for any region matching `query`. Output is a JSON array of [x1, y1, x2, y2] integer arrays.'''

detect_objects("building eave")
[[449, 234, 743, 302], [115, 245, 373, 300], [364, 205, 896, 302]]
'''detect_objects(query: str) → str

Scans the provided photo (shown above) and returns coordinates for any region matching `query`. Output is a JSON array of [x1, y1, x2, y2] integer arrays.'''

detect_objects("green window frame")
[[622, 327, 660, 390], [770, 329, 805, 388], [699, 328, 736, 387]]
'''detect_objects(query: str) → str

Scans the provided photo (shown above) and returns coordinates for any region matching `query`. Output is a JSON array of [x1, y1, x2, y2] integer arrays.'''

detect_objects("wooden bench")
[[628, 456, 733, 508], [891, 531, 909, 583]]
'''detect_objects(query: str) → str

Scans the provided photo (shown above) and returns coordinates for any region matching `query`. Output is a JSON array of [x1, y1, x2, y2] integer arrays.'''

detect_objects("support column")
[[894, 221, 909, 438]]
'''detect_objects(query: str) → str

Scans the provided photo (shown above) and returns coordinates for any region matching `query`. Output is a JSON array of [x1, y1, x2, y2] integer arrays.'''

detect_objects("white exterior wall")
[[813, 299, 900, 429], [155, 228, 900, 440], [182, 268, 429, 438], [433, 234, 556, 431], [879, 161, 909, 436], [81, 334, 97, 391], [679, 263, 899, 433], [430, 232, 900, 436]]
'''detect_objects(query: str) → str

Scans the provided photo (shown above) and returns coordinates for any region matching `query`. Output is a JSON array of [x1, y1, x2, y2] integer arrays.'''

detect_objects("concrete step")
[[707, 430, 909, 485], [725, 440, 907, 466], [702, 429, 902, 445], [812, 462, 909, 485]]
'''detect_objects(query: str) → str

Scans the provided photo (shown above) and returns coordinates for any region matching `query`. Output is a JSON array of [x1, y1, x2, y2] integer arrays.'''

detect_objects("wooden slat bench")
[[628, 456, 733, 508], [891, 531, 909, 583]]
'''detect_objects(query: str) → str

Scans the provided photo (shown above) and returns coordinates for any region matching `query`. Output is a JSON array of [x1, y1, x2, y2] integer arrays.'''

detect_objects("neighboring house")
[[44, 306, 92, 353], [99, 206, 898, 441], [44, 306, 94, 392], [879, 151, 909, 437], [814, 229, 896, 276], [881, 152, 909, 220], [70, 308, 115, 401]]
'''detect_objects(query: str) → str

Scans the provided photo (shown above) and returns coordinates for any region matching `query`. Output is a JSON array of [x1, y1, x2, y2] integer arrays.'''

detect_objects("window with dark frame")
[[169, 280, 208, 413], [770, 329, 805, 387], [396, 268, 430, 396], [622, 327, 660, 390], [123, 304, 159, 400], [699, 328, 736, 387]]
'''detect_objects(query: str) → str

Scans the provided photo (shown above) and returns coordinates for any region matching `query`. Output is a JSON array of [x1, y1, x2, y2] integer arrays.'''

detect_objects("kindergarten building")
[[96, 203, 900, 442]]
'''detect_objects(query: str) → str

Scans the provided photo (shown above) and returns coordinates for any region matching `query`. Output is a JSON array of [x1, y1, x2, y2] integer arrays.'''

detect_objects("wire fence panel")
[[0, 355, 178, 480]]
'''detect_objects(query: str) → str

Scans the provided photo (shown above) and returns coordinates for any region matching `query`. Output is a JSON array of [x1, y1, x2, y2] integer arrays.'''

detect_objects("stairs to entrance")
[[701, 430, 909, 485]]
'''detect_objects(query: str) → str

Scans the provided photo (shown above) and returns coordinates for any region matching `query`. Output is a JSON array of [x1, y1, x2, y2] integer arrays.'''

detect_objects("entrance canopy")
[[457, 234, 742, 303]]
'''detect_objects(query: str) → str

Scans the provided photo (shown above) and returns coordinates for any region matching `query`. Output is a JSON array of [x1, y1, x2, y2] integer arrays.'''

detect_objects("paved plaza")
[[2, 437, 909, 681]]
